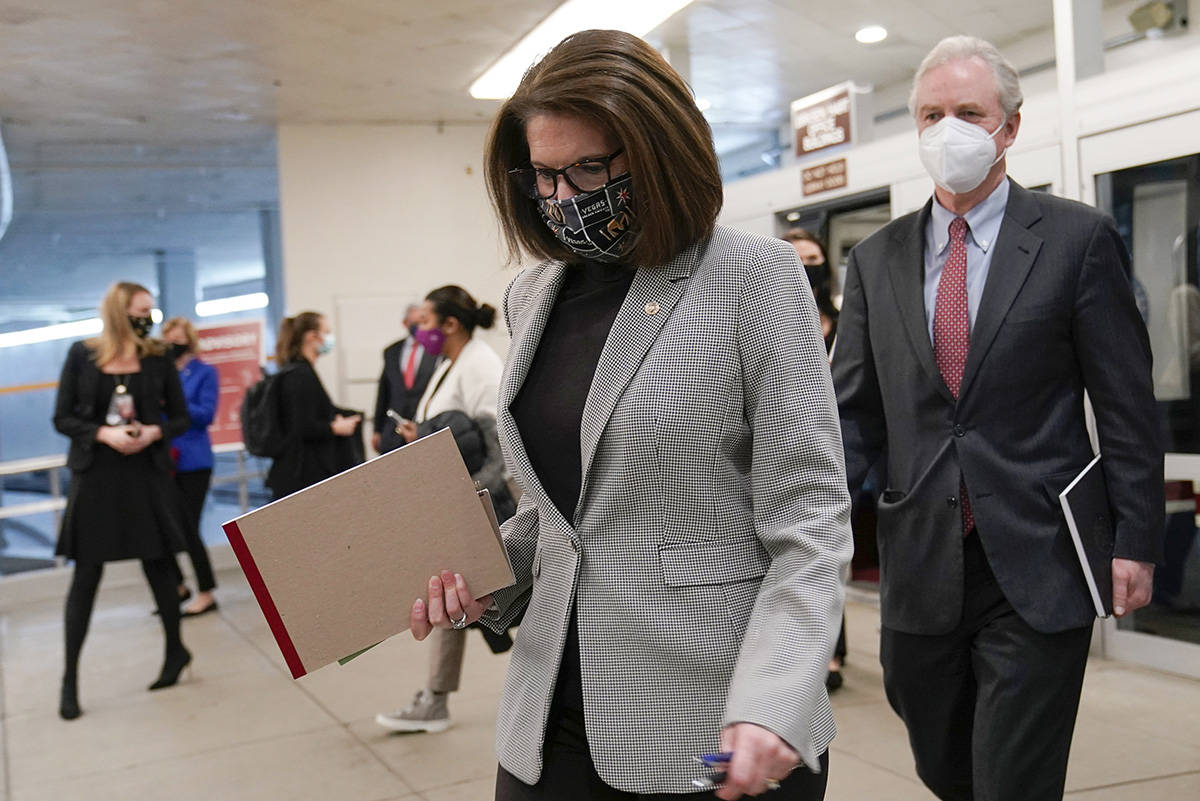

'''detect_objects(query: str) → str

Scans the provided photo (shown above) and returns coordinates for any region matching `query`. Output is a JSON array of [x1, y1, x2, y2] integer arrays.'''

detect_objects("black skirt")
[[56, 443, 188, 564]]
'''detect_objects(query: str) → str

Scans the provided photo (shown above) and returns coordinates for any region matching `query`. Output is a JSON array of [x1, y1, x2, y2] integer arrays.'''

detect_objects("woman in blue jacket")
[[162, 317, 220, 616]]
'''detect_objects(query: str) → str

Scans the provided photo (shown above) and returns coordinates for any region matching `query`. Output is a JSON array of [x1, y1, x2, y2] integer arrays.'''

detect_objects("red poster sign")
[[197, 321, 264, 447]]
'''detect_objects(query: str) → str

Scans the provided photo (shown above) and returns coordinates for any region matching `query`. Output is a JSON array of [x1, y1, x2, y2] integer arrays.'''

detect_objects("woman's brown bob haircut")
[[484, 29, 722, 268]]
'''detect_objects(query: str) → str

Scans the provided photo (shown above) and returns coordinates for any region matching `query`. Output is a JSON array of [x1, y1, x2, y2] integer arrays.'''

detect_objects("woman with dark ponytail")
[[375, 284, 508, 734], [266, 311, 362, 500]]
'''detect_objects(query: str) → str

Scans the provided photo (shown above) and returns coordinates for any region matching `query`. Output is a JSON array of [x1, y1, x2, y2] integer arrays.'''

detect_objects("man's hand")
[[1112, 558, 1154, 617], [371, 432, 382, 453], [399, 420, 418, 443], [715, 723, 800, 799]]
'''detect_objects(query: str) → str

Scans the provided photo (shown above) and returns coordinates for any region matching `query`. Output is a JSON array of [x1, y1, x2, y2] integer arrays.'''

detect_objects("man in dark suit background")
[[372, 304, 439, 454], [832, 36, 1164, 801]]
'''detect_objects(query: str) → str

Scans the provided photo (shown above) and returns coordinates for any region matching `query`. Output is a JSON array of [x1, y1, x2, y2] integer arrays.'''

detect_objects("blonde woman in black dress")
[[53, 282, 193, 720]]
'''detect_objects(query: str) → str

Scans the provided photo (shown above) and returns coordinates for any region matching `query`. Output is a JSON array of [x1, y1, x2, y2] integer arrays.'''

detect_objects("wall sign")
[[791, 81, 871, 160], [197, 320, 264, 447], [802, 158, 848, 196]]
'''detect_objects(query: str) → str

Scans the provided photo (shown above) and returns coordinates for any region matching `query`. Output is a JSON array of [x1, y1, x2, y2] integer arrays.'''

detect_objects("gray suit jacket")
[[483, 225, 853, 793], [832, 180, 1164, 636]]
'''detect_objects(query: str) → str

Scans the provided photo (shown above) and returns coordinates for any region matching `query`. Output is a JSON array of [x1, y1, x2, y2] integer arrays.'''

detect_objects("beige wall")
[[276, 122, 519, 425]]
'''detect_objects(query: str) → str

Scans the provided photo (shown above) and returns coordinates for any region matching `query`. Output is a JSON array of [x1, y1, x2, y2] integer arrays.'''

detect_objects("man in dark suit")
[[372, 304, 438, 454], [832, 36, 1164, 801]]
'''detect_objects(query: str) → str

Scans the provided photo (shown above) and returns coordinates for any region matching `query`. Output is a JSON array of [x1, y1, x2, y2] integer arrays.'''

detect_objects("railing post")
[[48, 466, 62, 530], [237, 450, 250, 513]]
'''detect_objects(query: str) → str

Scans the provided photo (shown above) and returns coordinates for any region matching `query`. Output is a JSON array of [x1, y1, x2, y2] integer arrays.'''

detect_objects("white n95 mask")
[[918, 116, 1007, 195]]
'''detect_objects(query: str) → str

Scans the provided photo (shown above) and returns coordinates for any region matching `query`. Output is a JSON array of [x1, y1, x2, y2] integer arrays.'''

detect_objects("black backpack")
[[240, 365, 295, 458]]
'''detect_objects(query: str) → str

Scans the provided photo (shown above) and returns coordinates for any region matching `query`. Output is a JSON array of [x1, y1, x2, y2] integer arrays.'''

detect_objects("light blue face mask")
[[317, 333, 336, 356]]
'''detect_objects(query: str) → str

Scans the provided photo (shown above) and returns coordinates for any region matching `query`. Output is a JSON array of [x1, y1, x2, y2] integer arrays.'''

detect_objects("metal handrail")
[[0, 455, 65, 523], [0, 443, 264, 526], [0, 454, 66, 477]]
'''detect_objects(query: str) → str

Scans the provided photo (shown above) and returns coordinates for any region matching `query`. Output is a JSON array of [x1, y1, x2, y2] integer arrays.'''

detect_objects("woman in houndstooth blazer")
[[409, 30, 852, 801]]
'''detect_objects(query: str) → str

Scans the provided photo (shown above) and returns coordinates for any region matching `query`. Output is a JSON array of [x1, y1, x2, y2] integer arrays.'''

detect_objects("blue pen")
[[691, 754, 783, 792], [694, 751, 732, 766]]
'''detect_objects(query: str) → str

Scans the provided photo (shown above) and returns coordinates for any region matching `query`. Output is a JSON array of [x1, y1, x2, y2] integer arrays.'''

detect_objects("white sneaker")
[[375, 689, 452, 733]]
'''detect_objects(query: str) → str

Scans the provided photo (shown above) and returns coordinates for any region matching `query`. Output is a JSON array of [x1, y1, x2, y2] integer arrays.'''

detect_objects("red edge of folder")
[[222, 520, 307, 679]]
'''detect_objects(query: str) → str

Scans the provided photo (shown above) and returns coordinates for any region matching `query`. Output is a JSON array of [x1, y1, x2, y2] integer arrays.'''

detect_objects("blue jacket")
[[172, 357, 218, 472]]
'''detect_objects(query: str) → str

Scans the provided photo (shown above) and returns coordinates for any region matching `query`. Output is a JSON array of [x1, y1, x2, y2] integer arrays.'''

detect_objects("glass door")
[[777, 190, 891, 590], [1094, 147, 1200, 677]]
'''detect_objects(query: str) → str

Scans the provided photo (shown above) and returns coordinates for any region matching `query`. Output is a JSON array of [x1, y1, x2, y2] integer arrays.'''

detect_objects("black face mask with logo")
[[128, 316, 153, 339], [538, 173, 636, 263]]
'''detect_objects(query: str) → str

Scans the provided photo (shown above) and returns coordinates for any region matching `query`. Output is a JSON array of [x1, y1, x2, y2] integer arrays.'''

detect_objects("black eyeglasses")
[[508, 148, 625, 199]]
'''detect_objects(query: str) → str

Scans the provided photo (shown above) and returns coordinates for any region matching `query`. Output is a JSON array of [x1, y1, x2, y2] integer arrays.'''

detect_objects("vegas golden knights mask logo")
[[538, 173, 636, 263]]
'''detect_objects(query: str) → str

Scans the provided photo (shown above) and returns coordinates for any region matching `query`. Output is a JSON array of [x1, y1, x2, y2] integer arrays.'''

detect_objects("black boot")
[[59, 675, 81, 720], [148, 647, 192, 691]]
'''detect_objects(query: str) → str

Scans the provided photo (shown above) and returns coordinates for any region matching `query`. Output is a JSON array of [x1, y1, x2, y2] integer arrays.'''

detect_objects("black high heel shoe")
[[148, 647, 192, 691], [60, 677, 81, 720]]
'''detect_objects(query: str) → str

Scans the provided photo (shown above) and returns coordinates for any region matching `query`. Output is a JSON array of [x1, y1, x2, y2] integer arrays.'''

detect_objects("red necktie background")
[[933, 216, 976, 534], [402, 344, 418, 390]]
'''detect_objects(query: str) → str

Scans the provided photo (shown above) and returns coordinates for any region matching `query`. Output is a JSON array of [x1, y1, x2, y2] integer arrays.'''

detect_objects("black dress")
[[55, 354, 190, 564]]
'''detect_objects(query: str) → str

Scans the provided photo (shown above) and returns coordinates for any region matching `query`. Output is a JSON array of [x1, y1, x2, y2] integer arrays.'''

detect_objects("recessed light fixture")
[[470, 0, 697, 99], [855, 25, 888, 44]]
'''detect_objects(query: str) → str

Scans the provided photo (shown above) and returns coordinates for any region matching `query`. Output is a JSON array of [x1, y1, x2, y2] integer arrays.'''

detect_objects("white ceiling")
[[0, 0, 1064, 157], [0, 0, 1126, 323]]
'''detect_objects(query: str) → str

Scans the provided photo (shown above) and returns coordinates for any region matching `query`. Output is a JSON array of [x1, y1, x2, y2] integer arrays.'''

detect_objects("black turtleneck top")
[[510, 261, 636, 524]]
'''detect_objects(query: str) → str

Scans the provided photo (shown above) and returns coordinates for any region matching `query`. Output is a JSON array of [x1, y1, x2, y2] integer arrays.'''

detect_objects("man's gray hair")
[[908, 36, 1023, 118]]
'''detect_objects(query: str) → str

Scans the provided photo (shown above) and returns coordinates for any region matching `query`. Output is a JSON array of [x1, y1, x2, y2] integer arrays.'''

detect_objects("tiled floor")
[[1, 568, 1197, 801]]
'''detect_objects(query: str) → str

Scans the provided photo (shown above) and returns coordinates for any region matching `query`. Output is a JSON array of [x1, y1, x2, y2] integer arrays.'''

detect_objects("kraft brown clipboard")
[[223, 428, 514, 679]]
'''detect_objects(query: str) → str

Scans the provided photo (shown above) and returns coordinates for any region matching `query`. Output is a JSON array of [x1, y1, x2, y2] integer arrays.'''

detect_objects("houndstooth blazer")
[[483, 224, 853, 794]]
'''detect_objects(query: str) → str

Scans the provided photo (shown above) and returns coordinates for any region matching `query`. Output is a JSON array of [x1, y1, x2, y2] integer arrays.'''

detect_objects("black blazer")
[[266, 360, 338, 499], [373, 337, 438, 453], [832, 180, 1164, 635], [53, 340, 189, 474]]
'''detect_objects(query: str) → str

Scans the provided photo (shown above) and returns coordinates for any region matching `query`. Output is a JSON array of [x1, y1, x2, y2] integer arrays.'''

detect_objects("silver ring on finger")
[[450, 611, 468, 630]]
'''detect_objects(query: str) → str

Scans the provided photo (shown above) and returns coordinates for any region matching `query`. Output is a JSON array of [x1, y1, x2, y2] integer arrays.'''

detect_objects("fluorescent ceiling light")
[[470, 0, 696, 100], [0, 306, 176, 349], [855, 25, 888, 44], [0, 318, 103, 349], [195, 292, 269, 318]]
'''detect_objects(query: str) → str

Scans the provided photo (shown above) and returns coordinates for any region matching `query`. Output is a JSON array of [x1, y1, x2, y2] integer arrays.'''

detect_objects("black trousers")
[[880, 530, 1092, 801], [495, 613, 829, 801], [169, 469, 217, 592]]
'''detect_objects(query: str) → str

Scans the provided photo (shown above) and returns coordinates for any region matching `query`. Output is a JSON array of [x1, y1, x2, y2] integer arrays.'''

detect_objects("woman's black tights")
[[63, 558, 183, 684]]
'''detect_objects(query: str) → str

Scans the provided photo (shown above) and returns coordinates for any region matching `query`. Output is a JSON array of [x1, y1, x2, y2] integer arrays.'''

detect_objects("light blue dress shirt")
[[923, 179, 1011, 344]]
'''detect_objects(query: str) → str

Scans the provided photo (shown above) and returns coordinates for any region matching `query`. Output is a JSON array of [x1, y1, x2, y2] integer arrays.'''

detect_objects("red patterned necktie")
[[402, 344, 419, 390], [934, 216, 976, 534]]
